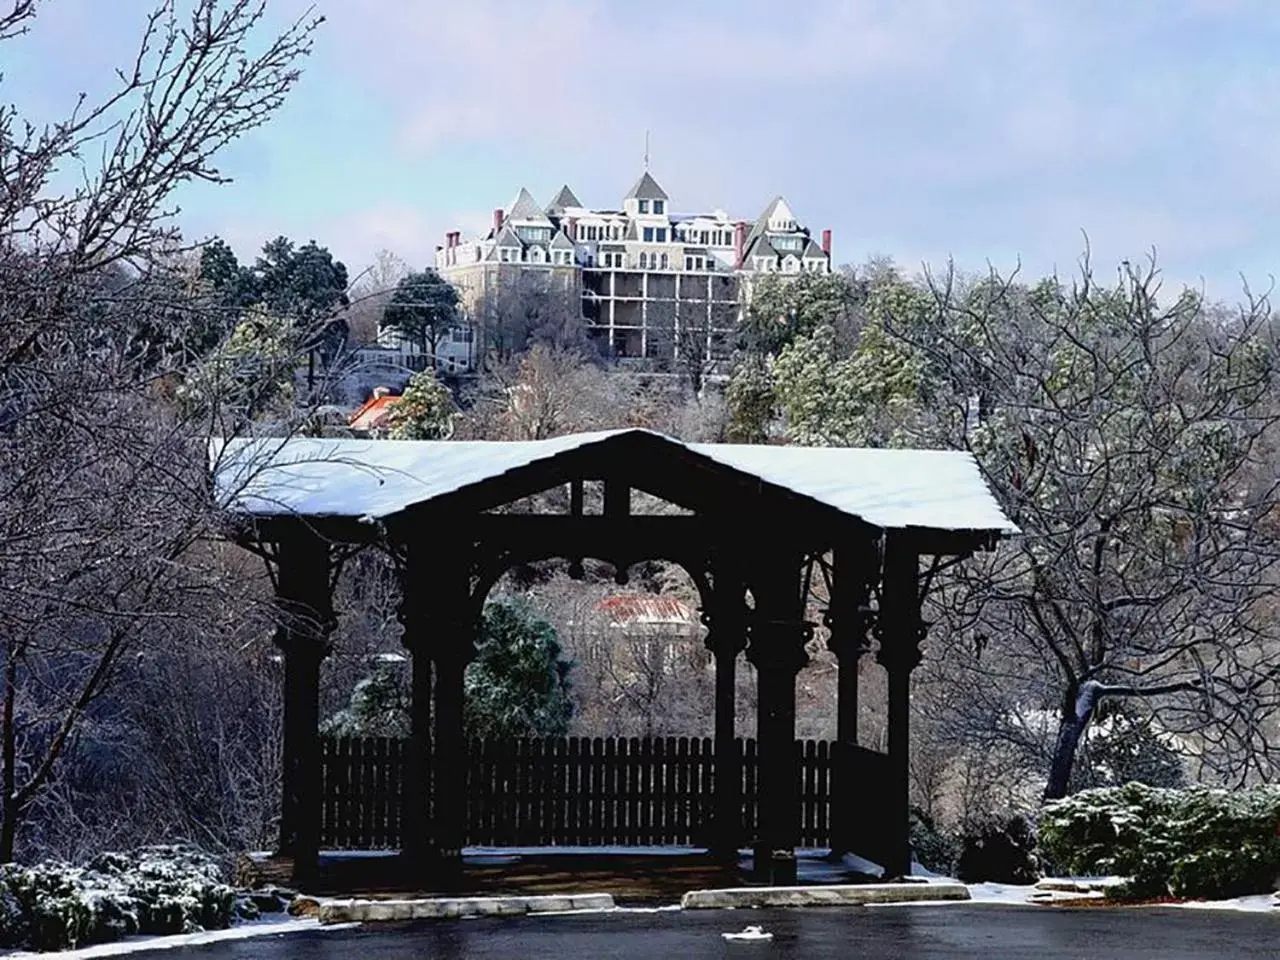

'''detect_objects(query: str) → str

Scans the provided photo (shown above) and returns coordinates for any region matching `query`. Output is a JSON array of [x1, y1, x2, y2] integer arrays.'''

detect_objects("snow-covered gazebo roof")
[[212, 429, 1016, 547]]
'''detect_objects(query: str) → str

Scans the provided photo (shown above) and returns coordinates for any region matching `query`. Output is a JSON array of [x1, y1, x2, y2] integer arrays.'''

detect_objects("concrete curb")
[[317, 893, 615, 924], [681, 882, 971, 909]]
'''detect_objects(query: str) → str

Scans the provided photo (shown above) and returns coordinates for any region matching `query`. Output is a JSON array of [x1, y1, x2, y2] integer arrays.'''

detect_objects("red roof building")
[[348, 387, 402, 435], [595, 594, 699, 635]]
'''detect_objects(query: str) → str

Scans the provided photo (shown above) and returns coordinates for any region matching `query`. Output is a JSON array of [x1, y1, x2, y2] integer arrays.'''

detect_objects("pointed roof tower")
[[546, 185, 582, 215], [623, 171, 669, 202], [507, 187, 551, 223], [746, 196, 797, 246]]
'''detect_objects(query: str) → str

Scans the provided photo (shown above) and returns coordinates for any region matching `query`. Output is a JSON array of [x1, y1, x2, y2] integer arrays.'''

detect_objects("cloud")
[[14, 0, 1280, 299]]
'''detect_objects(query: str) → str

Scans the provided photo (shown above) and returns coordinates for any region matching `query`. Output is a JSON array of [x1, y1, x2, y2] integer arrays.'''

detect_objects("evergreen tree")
[[464, 598, 573, 740], [322, 664, 411, 739], [380, 269, 461, 362], [387, 369, 456, 440]]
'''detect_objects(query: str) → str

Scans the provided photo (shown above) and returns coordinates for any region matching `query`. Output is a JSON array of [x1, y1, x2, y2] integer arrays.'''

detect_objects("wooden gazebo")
[[213, 429, 1016, 889]]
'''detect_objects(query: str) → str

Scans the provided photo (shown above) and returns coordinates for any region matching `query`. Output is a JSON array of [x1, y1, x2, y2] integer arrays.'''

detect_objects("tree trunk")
[[1044, 681, 1103, 801]]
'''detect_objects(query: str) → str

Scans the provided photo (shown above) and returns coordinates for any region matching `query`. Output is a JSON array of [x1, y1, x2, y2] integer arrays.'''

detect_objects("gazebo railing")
[[318, 735, 889, 852]]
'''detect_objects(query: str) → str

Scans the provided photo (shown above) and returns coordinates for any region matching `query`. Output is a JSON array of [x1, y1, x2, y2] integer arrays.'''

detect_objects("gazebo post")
[[703, 564, 747, 860], [826, 540, 879, 858], [430, 557, 475, 891], [272, 528, 334, 891], [746, 553, 811, 885], [398, 547, 434, 881], [876, 532, 925, 880]]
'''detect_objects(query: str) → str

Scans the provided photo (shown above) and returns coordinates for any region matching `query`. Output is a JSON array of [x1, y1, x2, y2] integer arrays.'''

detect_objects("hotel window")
[[653, 200, 665, 214], [700, 231, 708, 244], [638, 200, 649, 213], [684, 255, 694, 270], [655, 228, 666, 242], [643, 227, 654, 242], [639, 252, 649, 269], [660, 253, 668, 269]]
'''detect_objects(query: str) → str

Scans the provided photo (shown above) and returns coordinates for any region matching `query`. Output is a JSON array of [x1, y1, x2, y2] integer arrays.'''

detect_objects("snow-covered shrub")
[[1040, 783, 1280, 898], [0, 845, 235, 951], [954, 812, 1039, 884], [909, 808, 958, 875], [0, 863, 118, 951], [88, 845, 235, 935]]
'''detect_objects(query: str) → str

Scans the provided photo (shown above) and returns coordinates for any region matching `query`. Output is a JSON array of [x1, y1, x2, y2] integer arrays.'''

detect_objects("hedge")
[[1039, 782, 1280, 899], [0, 845, 237, 952]]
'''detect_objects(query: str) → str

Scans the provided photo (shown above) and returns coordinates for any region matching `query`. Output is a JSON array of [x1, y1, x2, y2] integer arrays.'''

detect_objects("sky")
[[6, 0, 1280, 300]]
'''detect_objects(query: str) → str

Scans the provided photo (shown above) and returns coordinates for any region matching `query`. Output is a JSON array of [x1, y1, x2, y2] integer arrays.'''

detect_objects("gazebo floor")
[[238, 849, 879, 904]]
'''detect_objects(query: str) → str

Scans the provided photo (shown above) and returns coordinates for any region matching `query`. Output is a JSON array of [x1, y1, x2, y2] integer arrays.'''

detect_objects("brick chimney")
[[493, 208, 504, 234], [821, 229, 832, 256], [733, 222, 747, 269]]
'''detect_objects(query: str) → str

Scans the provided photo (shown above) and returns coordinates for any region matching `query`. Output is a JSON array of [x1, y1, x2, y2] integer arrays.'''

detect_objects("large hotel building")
[[426, 172, 831, 367]]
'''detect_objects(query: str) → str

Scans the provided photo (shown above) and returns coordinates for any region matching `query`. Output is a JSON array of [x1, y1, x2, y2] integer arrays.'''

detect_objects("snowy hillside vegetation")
[[0, 846, 240, 952], [1039, 783, 1280, 899]]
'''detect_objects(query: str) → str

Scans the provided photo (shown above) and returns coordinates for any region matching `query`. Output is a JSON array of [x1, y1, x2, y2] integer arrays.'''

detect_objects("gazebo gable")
[[214, 428, 1015, 553], [393, 429, 870, 533]]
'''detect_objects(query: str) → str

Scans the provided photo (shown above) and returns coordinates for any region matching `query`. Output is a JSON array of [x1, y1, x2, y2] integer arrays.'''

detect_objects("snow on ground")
[[6, 916, 355, 959], [965, 882, 1046, 905], [1168, 895, 1277, 913]]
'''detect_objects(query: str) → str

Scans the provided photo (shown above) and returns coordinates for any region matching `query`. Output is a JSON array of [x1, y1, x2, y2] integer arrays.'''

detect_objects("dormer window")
[[653, 200, 665, 215], [638, 200, 650, 214]]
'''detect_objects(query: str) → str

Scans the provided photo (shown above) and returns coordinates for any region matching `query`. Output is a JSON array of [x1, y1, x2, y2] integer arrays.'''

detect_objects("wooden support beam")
[[703, 558, 748, 860], [397, 543, 434, 875], [427, 539, 476, 891], [825, 539, 882, 857], [876, 532, 925, 880], [745, 552, 812, 886], [568, 477, 585, 580], [602, 477, 630, 583], [272, 529, 335, 891]]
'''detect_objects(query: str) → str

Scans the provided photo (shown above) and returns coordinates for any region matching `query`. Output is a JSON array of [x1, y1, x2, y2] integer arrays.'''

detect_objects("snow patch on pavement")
[[7, 916, 352, 959], [1167, 895, 1277, 913]]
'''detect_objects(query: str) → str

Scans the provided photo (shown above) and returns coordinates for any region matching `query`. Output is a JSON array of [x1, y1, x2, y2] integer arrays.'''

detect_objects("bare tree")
[[473, 271, 594, 368], [344, 248, 409, 344], [458, 344, 630, 442], [895, 257, 1280, 798], [0, 0, 321, 860]]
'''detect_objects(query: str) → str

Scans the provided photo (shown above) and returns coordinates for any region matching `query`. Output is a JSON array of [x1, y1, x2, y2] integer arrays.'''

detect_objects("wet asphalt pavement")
[[150, 905, 1280, 959]]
